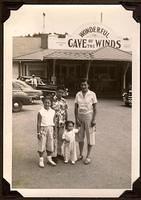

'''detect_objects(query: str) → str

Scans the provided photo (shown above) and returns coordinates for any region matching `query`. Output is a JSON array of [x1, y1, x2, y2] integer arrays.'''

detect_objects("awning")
[[43, 49, 95, 60], [13, 49, 56, 61], [13, 47, 132, 62], [94, 46, 132, 61]]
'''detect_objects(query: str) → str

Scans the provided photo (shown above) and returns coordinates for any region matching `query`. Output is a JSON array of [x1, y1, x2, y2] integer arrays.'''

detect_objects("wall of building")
[[27, 62, 47, 78], [13, 61, 49, 80], [13, 62, 19, 79], [13, 37, 41, 58]]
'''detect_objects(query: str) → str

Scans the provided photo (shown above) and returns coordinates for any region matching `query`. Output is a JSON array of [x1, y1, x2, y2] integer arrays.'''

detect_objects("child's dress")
[[61, 129, 78, 162]]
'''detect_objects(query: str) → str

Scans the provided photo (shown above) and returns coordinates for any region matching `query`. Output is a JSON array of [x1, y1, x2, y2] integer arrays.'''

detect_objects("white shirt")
[[31, 77, 37, 87], [62, 129, 79, 143], [39, 107, 55, 126], [75, 90, 97, 114]]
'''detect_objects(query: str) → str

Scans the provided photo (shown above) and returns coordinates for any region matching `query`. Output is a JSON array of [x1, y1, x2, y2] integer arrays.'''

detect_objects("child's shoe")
[[77, 155, 83, 161], [47, 156, 56, 166], [64, 160, 68, 164], [52, 157, 58, 163], [39, 157, 44, 168], [71, 161, 75, 165]]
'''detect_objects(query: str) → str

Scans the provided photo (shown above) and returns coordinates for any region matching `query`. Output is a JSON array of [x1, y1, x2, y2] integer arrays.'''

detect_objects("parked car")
[[12, 84, 32, 112], [122, 86, 132, 107], [13, 80, 43, 100], [18, 76, 44, 86], [18, 76, 69, 97]]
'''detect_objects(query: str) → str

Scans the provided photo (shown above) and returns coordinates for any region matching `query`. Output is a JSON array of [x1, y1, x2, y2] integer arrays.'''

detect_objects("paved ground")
[[12, 98, 131, 189]]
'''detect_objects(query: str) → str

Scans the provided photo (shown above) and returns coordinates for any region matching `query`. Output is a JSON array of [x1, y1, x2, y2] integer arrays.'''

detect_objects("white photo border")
[[2, 2, 140, 198]]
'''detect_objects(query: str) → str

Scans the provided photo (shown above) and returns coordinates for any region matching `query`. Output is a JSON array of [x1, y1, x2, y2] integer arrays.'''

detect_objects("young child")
[[61, 121, 79, 164], [37, 96, 56, 168]]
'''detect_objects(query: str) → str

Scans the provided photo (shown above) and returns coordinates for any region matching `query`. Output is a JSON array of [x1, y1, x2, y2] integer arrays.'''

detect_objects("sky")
[[4, 5, 139, 38]]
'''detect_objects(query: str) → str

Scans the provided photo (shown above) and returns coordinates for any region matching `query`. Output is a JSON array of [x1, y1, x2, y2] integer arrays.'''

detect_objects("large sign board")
[[48, 23, 131, 51]]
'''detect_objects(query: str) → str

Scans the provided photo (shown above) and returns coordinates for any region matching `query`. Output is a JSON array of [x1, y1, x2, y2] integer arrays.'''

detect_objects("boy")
[[37, 96, 56, 167]]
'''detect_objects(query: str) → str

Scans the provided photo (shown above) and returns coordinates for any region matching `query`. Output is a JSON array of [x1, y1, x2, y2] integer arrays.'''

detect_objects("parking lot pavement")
[[12, 98, 131, 189]]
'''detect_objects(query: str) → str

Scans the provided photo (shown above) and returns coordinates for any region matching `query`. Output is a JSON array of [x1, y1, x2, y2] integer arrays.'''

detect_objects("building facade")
[[13, 23, 132, 97]]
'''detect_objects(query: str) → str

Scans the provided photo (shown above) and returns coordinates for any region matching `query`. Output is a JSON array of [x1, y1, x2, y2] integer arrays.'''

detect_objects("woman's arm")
[[37, 112, 42, 133], [74, 103, 81, 127], [65, 109, 68, 121], [91, 103, 97, 127]]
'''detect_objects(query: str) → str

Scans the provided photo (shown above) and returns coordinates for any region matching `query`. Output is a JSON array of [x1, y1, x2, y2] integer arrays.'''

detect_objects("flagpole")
[[100, 12, 103, 23], [43, 12, 45, 33]]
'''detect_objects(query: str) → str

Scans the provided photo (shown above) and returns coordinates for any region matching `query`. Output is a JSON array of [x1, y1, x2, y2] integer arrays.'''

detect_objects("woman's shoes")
[[77, 155, 83, 161], [84, 157, 91, 165], [57, 154, 64, 160]]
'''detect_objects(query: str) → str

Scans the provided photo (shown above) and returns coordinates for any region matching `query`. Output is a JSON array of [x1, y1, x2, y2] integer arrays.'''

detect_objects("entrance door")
[[89, 62, 123, 97], [64, 65, 77, 94]]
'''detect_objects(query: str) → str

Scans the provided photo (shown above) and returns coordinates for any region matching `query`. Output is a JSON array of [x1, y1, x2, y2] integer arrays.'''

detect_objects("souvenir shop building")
[[13, 23, 132, 97]]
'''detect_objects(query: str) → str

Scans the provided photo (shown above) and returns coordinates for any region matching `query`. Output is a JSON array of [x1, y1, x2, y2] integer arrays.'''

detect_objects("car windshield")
[[38, 79, 44, 85], [15, 80, 33, 89]]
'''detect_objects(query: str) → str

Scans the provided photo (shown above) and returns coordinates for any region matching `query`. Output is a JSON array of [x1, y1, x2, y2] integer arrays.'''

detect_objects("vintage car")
[[13, 80, 43, 100], [122, 87, 132, 107], [18, 76, 69, 97], [12, 83, 32, 112]]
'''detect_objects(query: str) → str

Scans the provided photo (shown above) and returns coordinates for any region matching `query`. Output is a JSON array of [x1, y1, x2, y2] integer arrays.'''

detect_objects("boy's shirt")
[[39, 107, 55, 126]]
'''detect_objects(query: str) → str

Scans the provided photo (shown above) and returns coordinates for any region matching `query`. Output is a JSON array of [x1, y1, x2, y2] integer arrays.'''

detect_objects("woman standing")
[[52, 86, 68, 159], [74, 79, 97, 165]]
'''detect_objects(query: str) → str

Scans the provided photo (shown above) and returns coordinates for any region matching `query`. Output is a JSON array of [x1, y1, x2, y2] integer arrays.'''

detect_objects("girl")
[[37, 96, 56, 168], [52, 86, 68, 159], [61, 121, 79, 164]]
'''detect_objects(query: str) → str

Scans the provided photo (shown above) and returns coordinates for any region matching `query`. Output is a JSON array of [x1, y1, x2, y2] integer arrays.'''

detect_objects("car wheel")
[[13, 99, 23, 112]]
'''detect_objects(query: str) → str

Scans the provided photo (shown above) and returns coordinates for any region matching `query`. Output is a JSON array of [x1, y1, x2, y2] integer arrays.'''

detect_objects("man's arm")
[[91, 103, 97, 127]]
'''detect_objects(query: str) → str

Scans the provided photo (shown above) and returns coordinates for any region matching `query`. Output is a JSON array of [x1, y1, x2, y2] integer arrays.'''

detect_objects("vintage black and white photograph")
[[4, 4, 140, 197]]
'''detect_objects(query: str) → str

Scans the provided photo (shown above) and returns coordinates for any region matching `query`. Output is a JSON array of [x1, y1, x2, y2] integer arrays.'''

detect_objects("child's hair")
[[65, 120, 74, 128], [41, 95, 52, 103]]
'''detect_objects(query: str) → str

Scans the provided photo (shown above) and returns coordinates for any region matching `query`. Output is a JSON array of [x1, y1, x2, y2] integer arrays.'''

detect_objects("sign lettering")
[[79, 26, 110, 38], [68, 39, 121, 49]]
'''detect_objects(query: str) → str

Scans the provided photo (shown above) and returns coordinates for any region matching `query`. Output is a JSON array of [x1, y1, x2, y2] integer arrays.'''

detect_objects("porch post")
[[123, 62, 130, 90], [19, 61, 22, 76], [45, 62, 47, 79], [51, 59, 56, 85], [86, 60, 91, 80], [26, 64, 29, 76]]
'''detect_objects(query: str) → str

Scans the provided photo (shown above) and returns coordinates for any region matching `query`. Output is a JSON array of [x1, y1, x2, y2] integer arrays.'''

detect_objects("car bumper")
[[22, 97, 33, 104]]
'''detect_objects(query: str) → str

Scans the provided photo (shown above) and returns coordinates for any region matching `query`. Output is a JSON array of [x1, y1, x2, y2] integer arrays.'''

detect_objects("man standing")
[[31, 74, 38, 89], [74, 79, 97, 164]]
